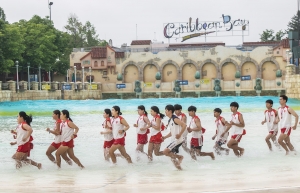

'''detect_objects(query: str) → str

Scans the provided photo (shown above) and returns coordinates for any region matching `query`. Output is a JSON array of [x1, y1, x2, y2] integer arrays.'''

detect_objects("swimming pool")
[[0, 96, 300, 192]]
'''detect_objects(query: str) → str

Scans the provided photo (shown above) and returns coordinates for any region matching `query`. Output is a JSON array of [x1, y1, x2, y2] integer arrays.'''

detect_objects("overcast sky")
[[0, 0, 298, 47]]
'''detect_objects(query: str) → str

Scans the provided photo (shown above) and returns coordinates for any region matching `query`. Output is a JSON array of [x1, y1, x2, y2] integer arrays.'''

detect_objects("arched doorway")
[[262, 62, 277, 80], [143, 64, 158, 82], [221, 62, 236, 81], [241, 62, 257, 80], [182, 63, 197, 81], [162, 64, 177, 82], [202, 63, 217, 80], [124, 65, 138, 83]]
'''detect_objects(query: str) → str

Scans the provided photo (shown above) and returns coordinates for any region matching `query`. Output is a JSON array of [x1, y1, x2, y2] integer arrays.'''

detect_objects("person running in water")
[[46, 110, 72, 165], [222, 102, 246, 157], [261, 100, 280, 151], [212, 108, 230, 155], [276, 95, 298, 155], [162, 105, 187, 170], [174, 104, 189, 153]]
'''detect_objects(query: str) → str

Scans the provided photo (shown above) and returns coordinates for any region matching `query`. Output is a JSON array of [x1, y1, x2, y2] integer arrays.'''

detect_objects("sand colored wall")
[[182, 64, 196, 81], [241, 62, 257, 80], [262, 62, 277, 80], [221, 63, 236, 81], [162, 64, 177, 82], [124, 65, 139, 83], [143, 64, 158, 82], [202, 63, 217, 80]]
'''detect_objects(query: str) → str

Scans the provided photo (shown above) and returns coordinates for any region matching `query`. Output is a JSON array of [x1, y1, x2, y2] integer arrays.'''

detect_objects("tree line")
[[0, 7, 106, 81], [260, 11, 300, 42]]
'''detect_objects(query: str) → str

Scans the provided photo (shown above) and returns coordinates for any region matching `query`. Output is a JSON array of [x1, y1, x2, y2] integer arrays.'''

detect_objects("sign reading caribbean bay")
[[163, 14, 249, 42]]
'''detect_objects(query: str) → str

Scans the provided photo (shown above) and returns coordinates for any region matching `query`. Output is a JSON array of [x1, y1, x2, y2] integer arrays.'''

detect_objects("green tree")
[[275, 30, 286, 41], [287, 10, 300, 31], [260, 29, 275, 42], [64, 14, 85, 48]]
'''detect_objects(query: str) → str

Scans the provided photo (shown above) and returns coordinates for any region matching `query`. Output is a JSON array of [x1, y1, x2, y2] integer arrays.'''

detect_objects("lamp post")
[[82, 66, 85, 90], [39, 66, 41, 90], [74, 65, 77, 89], [16, 61, 19, 91], [27, 62, 30, 90], [48, 1, 53, 24], [89, 67, 91, 86]]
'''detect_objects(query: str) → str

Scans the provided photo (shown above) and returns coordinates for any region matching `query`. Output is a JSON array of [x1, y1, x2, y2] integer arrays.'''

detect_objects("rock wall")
[[285, 65, 300, 99]]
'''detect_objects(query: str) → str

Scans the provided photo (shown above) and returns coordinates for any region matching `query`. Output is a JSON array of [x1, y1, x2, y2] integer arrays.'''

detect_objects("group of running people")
[[10, 95, 299, 170]]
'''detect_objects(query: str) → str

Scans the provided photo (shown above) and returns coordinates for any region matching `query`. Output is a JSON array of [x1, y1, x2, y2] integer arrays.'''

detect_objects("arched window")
[[101, 61, 104, 66], [94, 61, 98, 67]]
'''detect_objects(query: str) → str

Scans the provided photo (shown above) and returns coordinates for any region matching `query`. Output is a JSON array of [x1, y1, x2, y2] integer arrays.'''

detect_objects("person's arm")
[[10, 141, 17, 145], [230, 114, 245, 127], [288, 108, 299, 130], [261, 113, 266, 125], [119, 118, 130, 134], [162, 132, 172, 141], [67, 121, 79, 138], [182, 115, 187, 124], [100, 121, 112, 134], [22, 124, 33, 142], [140, 116, 151, 131], [221, 117, 232, 137], [174, 118, 187, 139], [46, 122, 60, 135], [190, 118, 202, 131], [151, 118, 161, 131]]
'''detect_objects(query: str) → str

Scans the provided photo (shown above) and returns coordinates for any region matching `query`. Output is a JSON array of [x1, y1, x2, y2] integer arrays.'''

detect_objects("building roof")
[[80, 52, 91, 61], [280, 38, 290, 48], [131, 40, 152, 45], [169, 42, 225, 47], [91, 47, 107, 58], [242, 41, 280, 47]]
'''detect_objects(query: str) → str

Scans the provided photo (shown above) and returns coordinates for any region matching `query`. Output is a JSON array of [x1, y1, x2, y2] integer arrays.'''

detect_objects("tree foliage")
[[287, 10, 300, 32], [259, 29, 286, 42]]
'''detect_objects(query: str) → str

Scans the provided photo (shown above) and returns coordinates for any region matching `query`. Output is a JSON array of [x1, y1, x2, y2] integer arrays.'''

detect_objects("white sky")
[[0, 0, 298, 47]]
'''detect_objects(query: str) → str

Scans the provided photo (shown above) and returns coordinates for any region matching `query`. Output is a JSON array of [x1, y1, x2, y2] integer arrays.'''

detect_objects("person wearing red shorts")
[[148, 106, 165, 161], [46, 110, 72, 165], [187, 106, 215, 161], [109, 106, 132, 164], [55, 110, 84, 168], [261, 100, 280, 151], [10, 111, 42, 169], [174, 104, 189, 153], [222, 102, 246, 157], [276, 95, 298, 155], [133, 105, 151, 161]]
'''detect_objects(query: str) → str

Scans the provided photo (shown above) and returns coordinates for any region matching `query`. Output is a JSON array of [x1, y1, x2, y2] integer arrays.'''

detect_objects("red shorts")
[[61, 139, 74, 148], [51, 142, 61, 149], [137, 133, 148, 144], [113, 137, 125, 146], [17, 141, 33, 156], [231, 134, 243, 142], [190, 136, 203, 148], [104, 139, 114, 148], [149, 132, 163, 144], [281, 128, 291, 136], [269, 130, 278, 135]]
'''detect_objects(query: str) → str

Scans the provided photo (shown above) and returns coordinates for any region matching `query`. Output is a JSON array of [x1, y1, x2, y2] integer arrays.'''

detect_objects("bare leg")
[[147, 142, 154, 161], [67, 148, 84, 168], [109, 144, 119, 164], [61, 152, 72, 165], [136, 143, 147, 161], [118, 145, 132, 164], [55, 146, 68, 168], [163, 148, 183, 170], [227, 139, 243, 157], [46, 145, 57, 163], [196, 149, 215, 160], [181, 139, 190, 153], [104, 148, 110, 161], [278, 133, 289, 155], [190, 148, 197, 160], [213, 144, 221, 155], [271, 135, 280, 149], [14, 152, 26, 169], [265, 133, 273, 151], [153, 144, 164, 156], [284, 136, 295, 152]]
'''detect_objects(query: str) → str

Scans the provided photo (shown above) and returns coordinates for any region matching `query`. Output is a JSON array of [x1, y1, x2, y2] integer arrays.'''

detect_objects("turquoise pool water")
[[0, 96, 300, 192]]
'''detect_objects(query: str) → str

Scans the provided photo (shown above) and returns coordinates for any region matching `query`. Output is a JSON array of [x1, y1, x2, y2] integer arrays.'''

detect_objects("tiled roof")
[[169, 43, 225, 47], [243, 41, 280, 46], [115, 52, 125, 58], [91, 47, 107, 58], [131, 40, 152, 45], [281, 38, 290, 48]]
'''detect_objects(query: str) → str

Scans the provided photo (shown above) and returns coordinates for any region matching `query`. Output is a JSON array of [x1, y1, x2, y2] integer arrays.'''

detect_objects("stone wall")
[[285, 65, 300, 99]]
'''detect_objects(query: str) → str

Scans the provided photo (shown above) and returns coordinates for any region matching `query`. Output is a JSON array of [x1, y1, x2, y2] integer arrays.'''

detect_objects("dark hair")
[[266, 99, 273, 105], [53, 110, 60, 118], [174, 104, 182, 110], [112, 106, 122, 115], [188, 105, 197, 112], [61, 110, 73, 122], [280, 95, 288, 102], [151, 106, 165, 119], [104, 109, 112, 117], [230, 102, 239, 109], [19, 111, 32, 126], [138, 105, 148, 116], [214, 108, 222, 114], [165, 104, 175, 113]]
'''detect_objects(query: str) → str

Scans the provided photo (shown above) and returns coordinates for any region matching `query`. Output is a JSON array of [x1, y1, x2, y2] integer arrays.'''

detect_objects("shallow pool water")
[[0, 96, 300, 192]]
